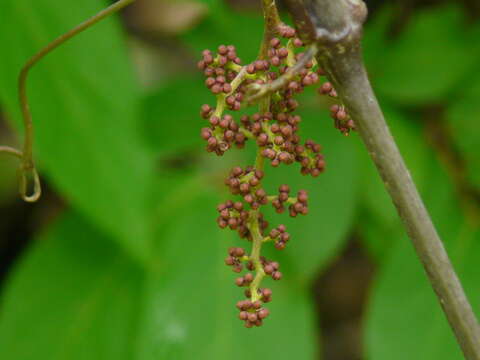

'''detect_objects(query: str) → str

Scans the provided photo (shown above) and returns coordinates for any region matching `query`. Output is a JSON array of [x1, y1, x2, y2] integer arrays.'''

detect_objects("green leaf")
[[366, 228, 480, 360], [0, 155, 17, 203], [365, 159, 480, 360], [0, 213, 144, 360], [0, 195, 318, 360], [362, 5, 392, 70], [136, 193, 318, 360], [183, 0, 264, 63], [142, 76, 210, 153], [446, 70, 480, 188], [358, 211, 403, 262], [371, 5, 479, 105], [0, 0, 155, 261]]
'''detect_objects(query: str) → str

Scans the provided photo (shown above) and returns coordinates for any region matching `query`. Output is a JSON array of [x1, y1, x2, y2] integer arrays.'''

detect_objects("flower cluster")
[[318, 81, 356, 135], [199, 25, 329, 327]]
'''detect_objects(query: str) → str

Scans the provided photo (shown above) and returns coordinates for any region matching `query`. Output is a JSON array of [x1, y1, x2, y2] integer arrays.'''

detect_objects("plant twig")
[[1, 0, 136, 202], [284, 0, 480, 358]]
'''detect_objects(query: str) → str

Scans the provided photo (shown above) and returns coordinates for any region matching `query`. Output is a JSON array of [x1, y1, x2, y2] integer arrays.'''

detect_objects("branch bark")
[[284, 0, 480, 358]]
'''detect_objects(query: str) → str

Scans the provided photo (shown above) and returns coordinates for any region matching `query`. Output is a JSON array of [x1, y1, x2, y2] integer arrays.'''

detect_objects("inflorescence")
[[198, 24, 354, 328]]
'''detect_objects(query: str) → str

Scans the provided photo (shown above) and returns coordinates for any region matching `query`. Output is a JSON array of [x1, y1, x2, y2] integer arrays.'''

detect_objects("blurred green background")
[[0, 0, 479, 359]]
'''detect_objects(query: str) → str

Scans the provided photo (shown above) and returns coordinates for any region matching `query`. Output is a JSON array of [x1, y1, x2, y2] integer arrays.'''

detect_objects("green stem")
[[245, 50, 275, 301], [259, 0, 282, 59], [213, 67, 248, 118], [247, 147, 267, 302], [239, 128, 255, 139], [267, 195, 297, 204], [254, 148, 265, 170], [248, 214, 266, 302], [212, 67, 252, 141], [10, 0, 136, 202]]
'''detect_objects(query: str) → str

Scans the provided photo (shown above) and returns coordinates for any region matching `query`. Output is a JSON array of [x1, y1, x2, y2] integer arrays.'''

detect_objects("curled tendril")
[[18, 166, 42, 203], [0, 146, 41, 202], [0, 144, 41, 202], [0, 0, 136, 202]]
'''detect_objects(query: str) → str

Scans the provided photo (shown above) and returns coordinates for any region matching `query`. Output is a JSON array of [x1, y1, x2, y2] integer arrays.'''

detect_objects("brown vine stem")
[[282, 0, 480, 358], [0, 0, 136, 202]]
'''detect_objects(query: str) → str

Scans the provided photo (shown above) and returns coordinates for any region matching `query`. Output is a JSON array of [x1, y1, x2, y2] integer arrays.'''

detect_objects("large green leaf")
[[0, 195, 318, 360], [370, 5, 480, 105], [0, 0, 155, 261], [142, 76, 209, 153], [136, 194, 317, 360], [183, 0, 264, 64], [366, 226, 480, 360], [365, 157, 480, 359], [446, 70, 480, 188], [0, 213, 144, 360], [0, 154, 17, 203]]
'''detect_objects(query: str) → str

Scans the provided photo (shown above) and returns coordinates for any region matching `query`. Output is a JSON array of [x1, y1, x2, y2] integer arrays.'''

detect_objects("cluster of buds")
[[330, 104, 356, 136], [198, 46, 241, 93], [236, 294, 271, 328], [216, 194, 269, 240], [270, 185, 309, 216], [225, 247, 246, 273], [318, 81, 356, 136], [199, 24, 333, 327], [269, 224, 291, 250], [200, 113, 247, 155], [298, 140, 325, 176]]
